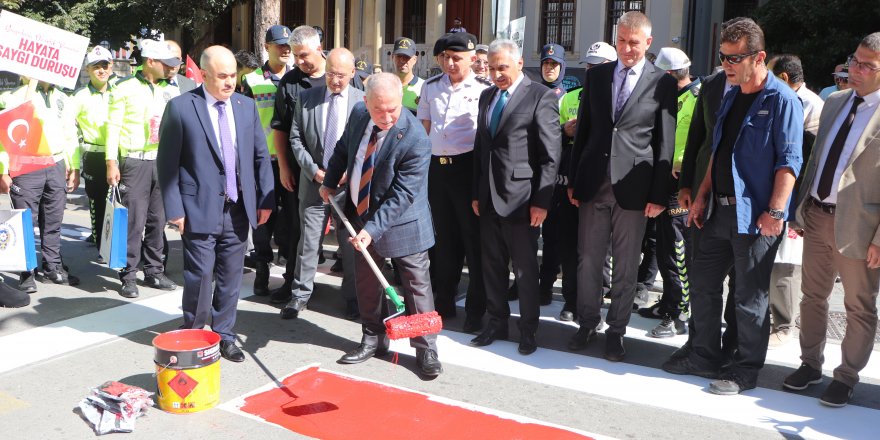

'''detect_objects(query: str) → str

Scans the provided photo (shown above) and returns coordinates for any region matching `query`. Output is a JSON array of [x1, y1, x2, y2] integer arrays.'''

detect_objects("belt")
[[83, 142, 106, 153], [125, 150, 158, 160], [432, 152, 472, 165], [715, 195, 736, 206], [811, 197, 836, 215]]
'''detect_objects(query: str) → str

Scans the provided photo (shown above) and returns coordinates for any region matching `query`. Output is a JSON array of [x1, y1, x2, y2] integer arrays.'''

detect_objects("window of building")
[[402, 0, 427, 43], [540, 0, 576, 51], [605, 0, 646, 44], [282, 0, 306, 30]]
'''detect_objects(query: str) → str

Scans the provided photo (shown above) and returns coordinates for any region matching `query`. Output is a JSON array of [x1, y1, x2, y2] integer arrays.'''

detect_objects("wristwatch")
[[767, 208, 784, 220]]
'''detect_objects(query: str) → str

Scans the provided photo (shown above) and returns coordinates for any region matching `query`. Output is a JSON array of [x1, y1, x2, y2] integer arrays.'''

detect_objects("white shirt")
[[204, 86, 237, 159], [796, 84, 824, 136], [612, 57, 647, 115], [349, 121, 390, 206], [322, 86, 350, 145], [417, 72, 488, 155], [811, 88, 880, 204], [486, 72, 525, 127]]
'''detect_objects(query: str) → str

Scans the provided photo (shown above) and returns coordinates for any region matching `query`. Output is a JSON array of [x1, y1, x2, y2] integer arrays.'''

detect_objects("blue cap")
[[541, 44, 565, 64], [265, 25, 291, 45]]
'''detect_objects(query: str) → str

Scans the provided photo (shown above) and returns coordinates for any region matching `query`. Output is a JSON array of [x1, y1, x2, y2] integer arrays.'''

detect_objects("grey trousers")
[[576, 176, 647, 334], [118, 158, 165, 281], [769, 262, 801, 330]]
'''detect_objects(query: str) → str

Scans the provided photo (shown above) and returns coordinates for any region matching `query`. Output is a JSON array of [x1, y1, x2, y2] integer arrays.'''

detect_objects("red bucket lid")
[[152, 329, 221, 352]]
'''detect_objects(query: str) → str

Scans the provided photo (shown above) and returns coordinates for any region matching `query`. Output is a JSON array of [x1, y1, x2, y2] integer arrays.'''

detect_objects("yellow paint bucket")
[[152, 329, 221, 413]]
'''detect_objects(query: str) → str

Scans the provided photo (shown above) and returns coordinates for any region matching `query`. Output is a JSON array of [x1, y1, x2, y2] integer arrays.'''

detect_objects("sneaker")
[[650, 316, 688, 338], [632, 288, 651, 310], [782, 363, 823, 391], [669, 343, 692, 361], [709, 375, 752, 395], [119, 280, 139, 298], [0, 282, 30, 308], [143, 273, 177, 290], [768, 327, 793, 348], [558, 310, 575, 322], [819, 380, 853, 408], [637, 303, 663, 319], [661, 355, 719, 379], [19, 270, 37, 293], [43, 267, 80, 286], [96, 254, 106, 265]]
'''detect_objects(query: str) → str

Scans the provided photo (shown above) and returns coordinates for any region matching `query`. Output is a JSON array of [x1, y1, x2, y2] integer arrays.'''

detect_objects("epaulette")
[[690, 86, 700, 97], [425, 73, 444, 85]]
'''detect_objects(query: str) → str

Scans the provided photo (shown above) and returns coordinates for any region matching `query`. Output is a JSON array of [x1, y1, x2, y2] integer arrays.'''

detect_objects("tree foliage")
[[756, 0, 880, 90]]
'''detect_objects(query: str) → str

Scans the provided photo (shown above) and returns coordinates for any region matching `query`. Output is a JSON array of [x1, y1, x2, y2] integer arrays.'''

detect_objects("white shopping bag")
[[0, 196, 38, 271], [774, 227, 803, 265]]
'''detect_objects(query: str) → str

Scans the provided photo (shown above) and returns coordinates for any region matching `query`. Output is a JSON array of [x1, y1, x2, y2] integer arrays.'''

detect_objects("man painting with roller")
[[319, 73, 441, 377]]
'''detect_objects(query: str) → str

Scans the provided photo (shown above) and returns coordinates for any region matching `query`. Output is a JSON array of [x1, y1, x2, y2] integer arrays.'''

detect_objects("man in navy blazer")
[[319, 73, 442, 377], [158, 46, 275, 362]]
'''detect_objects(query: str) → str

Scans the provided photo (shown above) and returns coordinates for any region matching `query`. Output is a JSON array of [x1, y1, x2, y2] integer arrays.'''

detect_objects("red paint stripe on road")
[[240, 367, 591, 440]]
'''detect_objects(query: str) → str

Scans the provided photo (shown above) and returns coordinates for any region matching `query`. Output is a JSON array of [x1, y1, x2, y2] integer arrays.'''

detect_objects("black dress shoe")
[[416, 349, 443, 376], [143, 273, 176, 290], [344, 299, 360, 320], [0, 282, 30, 308], [280, 298, 308, 319], [119, 280, 139, 298], [19, 270, 37, 293], [470, 326, 508, 347], [220, 340, 245, 362], [567, 327, 596, 351], [270, 281, 293, 304], [253, 262, 270, 296], [462, 315, 483, 334], [604, 332, 626, 362], [518, 332, 537, 355], [539, 288, 553, 306], [330, 259, 343, 273], [338, 340, 389, 364]]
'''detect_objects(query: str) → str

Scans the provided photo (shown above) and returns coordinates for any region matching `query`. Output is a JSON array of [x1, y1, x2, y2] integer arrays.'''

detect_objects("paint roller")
[[327, 194, 442, 340]]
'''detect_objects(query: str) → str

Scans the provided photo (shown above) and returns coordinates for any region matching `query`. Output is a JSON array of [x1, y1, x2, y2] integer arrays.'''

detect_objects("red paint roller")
[[328, 196, 442, 339]]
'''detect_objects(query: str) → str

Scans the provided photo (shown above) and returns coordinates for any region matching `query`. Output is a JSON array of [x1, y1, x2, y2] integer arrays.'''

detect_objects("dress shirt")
[[417, 72, 488, 155], [486, 73, 524, 127], [796, 84, 824, 136], [349, 121, 390, 206], [204, 86, 238, 160], [612, 57, 647, 115], [811, 88, 880, 204], [322, 87, 350, 146]]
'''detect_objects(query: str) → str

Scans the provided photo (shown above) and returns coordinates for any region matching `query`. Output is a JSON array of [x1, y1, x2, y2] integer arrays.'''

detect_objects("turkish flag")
[[0, 101, 54, 177], [185, 55, 203, 84]]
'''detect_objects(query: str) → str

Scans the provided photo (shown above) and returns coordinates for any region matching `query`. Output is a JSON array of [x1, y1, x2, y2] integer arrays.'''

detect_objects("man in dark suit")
[[158, 46, 276, 362], [280, 48, 364, 320], [469, 39, 561, 356], [567, 11, 677, 361], [319, 73, 441, 377]]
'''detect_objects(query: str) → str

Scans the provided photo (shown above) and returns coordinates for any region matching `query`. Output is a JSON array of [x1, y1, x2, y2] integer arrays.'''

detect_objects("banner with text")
[[0, 10, 90, 90]]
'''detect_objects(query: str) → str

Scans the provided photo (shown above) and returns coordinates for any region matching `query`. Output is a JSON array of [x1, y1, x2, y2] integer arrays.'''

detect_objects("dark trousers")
[[428, 153, 485, 319], [181, 200, 249, 341], [637, 219, 659, 290], [82, 151, 109, 249], [540, 184, 579, 311], [480, 200, 541, 334], [654, 192, 691, 317], [252, 160, 289, 263], [118, 158, 166, 281], [10, 160, 66, 270], [279, 184, 301, 281], [689, 204, 781, 386], [576, 176, 647, 334], [685, 226, 738, 352]]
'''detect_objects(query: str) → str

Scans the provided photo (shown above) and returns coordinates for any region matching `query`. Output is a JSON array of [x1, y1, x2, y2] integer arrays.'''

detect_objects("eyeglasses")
[[847, 55, 880, 73], [325, 71, 351, 80], [834, 76, 849, 84], [718, 51, 758, 65]]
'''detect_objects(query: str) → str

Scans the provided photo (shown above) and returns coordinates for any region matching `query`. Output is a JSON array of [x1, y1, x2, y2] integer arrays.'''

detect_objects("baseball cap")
[[475, 44, 489, 54], [393, 37, 417, 57], [265, 25, 291, 45], [654, 47, 691, 71], [443, 32, 477, 52], [86, 45, 112, 65], [581, 41, 617, 65], [140, 40, 181, 67], [540, 43, 565, 64]]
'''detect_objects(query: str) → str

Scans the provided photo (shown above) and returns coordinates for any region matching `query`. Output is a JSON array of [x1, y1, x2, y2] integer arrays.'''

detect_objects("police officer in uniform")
[[392, 37, 425, 114], [106, 39, 181, 298], [241, 25, 292, 296], [417, 32, 491, 333], [0, 79, 81, 292], [71, 46, 120, 258]]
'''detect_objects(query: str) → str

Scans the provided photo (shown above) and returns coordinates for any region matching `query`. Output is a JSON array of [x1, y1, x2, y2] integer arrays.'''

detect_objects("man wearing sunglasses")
[[663, 18, 803, 396], [783, 32, 880, 408], [819, 64, 851, 101]]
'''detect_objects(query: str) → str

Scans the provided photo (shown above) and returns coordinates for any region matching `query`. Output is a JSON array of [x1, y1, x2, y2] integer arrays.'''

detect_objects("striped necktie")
[[356, 125, 382, 218]]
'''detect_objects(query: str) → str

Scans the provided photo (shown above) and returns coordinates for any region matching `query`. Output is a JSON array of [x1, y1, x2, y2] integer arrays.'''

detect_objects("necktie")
[[489, 90, 509, 137], [214, 101, 237, 202], [816, 96, 864, 200], [323, 93, 340, 169], [356, 125, 382, 218], [614, 67, 632, 122]]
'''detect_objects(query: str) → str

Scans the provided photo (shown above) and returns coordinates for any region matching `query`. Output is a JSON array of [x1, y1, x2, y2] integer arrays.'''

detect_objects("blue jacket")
[[711, 73, 803, 234]]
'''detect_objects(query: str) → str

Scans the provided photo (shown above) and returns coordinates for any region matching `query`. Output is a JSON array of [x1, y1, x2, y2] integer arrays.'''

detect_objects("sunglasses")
[[718, 50, 758, 65], [834, 76, 849, 84]]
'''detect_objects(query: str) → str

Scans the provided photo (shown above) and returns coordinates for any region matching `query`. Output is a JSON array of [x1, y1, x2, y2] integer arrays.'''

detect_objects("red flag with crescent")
[[185, 55, 203, 84], [0, 101, 53, 177]]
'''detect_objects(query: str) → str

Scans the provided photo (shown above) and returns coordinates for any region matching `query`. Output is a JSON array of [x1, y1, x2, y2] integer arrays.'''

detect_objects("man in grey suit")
[[567, 11, 677, 361], [280, 48, 363, 320], [320, 73, 441, 377], [167, 41, 198, 93], [782, 32, 880, 408], [469, 39, 561, 356]]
